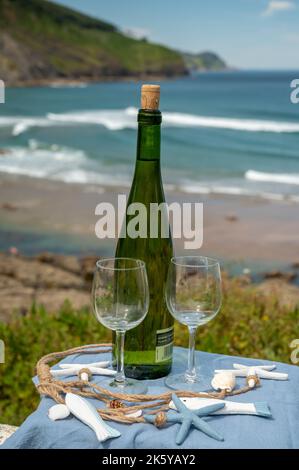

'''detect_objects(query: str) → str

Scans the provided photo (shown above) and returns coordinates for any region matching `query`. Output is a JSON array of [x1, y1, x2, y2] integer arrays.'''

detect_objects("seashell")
[[211, 371, 236, 392], [246, 367, 260, 388], [109, 399, 124, 409], [78, 368, 92, 382], [247, 376, 258, 388], [107, 399, 142, 418], [48, 404, 70, 421], [80, 371, 90, 381], [65, 393, 121, 442]]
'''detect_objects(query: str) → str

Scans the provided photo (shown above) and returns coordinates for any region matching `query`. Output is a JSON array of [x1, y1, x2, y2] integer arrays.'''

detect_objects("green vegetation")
[[0, 276, 298, 426], [0, 0, 186, 84], [183, 51, 227, 71], [0, 0, 228, 85]]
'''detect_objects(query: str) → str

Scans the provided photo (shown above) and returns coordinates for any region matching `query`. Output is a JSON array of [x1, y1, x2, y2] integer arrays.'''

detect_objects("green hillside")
[[0, 0, 187, 85], [183, 51, 227, 71]]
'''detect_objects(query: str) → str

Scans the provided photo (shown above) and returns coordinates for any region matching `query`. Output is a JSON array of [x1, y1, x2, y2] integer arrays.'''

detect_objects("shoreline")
[[3, 69, 234, 88], [4, 74, 186, 89], [1, 173, 299, 271]]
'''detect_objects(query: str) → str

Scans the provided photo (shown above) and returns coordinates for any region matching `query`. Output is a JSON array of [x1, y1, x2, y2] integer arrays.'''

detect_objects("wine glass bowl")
[[92, 257, 149, 394], [93, 258, 148, 331], [165, 256, 222, 391], [166, 257, 221, 327]]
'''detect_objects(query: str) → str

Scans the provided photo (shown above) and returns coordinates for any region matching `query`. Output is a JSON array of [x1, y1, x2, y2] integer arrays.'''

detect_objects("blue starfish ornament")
[[144, 393, 225, 445]]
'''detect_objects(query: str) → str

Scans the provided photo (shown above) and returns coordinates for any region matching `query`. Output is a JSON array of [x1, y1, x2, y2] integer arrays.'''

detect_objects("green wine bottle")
[[115, 84, 174, 379]]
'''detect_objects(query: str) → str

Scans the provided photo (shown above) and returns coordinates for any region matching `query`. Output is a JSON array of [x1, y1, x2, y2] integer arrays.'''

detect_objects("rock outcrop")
[[0, 252, 98, 321], [0, 424, 18, 445]]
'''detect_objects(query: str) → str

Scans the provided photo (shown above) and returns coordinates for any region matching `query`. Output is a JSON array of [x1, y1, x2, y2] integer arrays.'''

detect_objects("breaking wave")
[[0, 140, 131, 186], [246, 170, 299, 185], [1, 141, 298, 203], [1, 107, 299, 136]]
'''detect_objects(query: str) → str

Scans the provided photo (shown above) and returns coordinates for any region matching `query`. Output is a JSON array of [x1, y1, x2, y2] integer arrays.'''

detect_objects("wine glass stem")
[[185, 326, 198, 383], [115, 330, 126, 385]]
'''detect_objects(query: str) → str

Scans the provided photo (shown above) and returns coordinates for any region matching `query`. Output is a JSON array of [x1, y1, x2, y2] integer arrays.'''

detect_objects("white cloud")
[[262, 1, 296, 16]]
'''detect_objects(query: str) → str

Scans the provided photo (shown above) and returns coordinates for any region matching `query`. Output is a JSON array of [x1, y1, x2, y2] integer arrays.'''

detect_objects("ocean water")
[[1, 71, 299, 202]]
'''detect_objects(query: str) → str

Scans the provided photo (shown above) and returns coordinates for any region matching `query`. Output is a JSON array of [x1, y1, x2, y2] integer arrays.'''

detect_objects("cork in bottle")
[[141, 84, 160, 110]]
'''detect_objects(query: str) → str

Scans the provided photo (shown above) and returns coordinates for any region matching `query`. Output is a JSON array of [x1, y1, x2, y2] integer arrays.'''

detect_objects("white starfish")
[[215, 363, 288, 382], [50, 361, 116, 378], [59, 361, 110, 369]]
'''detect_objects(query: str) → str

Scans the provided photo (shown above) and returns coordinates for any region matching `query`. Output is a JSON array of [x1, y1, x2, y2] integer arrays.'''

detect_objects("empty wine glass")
[[165, 256, 222, 391], [92, 257, 149, 394]]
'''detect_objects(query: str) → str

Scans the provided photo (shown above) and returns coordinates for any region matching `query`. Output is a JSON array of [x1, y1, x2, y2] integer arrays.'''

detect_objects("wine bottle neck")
[[136, 109, 161, 161]]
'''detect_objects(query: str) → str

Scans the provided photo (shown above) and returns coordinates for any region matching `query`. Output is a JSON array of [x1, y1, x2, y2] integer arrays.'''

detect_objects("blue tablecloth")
[[1, 347, 299, 449]]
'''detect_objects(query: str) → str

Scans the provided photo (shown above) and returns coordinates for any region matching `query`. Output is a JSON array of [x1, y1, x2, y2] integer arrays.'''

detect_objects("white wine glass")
[[165, 256, 222, 391], [92, 257, 149, 394]]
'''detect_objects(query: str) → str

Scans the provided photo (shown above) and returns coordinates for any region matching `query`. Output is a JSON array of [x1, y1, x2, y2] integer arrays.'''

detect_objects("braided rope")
[[36, 344, 254, 425]]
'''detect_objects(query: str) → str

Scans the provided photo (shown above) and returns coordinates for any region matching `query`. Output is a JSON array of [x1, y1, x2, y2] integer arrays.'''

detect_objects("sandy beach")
[[1, 174, 299, 271]]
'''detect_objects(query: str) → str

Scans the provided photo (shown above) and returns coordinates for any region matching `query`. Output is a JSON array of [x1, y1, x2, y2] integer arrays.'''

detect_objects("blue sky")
[[54, 0, 299, 69]]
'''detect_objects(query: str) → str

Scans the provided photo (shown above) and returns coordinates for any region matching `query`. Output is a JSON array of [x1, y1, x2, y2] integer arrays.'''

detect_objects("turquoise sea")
[[1, 71, 299, 202]]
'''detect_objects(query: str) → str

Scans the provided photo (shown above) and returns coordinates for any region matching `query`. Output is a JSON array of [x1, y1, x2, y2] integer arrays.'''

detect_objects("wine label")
[[155, 326, 174, 363]]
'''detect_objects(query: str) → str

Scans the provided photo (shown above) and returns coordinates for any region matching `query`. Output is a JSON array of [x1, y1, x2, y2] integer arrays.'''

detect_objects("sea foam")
[[0, 143, 298, 203], [246, 170, 299, 185], [48, 107, 299, 133], [0, 142, 87, 180], [0, 141, 131, 187], [1, 107, 299, 136]]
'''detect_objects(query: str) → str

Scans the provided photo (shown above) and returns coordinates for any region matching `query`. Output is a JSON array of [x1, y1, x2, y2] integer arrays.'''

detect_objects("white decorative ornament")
[[59, 361, 110, 369], [211, 371, 236, 392], [50, 365, 116, 378], [65, 393, 121, 442], [215, 363, 288, 381], [169, 397, 272, 418], [247, 367, 259, 388], [48, 404, 70, 421], [125, 409, 142, 418], [79, 370, 90, 382]]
